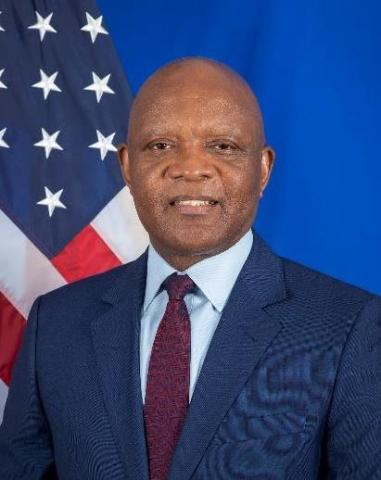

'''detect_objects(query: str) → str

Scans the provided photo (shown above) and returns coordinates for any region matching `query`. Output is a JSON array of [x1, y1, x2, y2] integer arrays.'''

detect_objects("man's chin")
[[158, 232, 228, 258]]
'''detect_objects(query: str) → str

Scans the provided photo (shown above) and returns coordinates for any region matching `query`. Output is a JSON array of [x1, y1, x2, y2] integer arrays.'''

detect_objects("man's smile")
[[168, 195, 220, 215]]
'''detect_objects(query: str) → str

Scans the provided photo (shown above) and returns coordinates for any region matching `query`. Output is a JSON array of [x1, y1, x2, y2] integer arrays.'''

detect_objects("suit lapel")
[[168, 233, 287, 480], [91, 250, 149, 480]]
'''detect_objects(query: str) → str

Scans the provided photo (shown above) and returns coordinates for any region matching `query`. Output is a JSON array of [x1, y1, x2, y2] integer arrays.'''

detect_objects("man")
[[0, 57, 380, 479]]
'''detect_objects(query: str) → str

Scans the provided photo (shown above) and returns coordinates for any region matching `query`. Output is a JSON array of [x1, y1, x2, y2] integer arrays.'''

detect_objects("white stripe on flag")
[[91, 186, 149, 263], [0, 379, 8, 424], [0, 209, 66, 318]]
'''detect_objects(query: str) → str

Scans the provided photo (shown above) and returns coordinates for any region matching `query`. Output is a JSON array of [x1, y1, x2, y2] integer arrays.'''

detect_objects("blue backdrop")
[[97, 0, 381, 295]]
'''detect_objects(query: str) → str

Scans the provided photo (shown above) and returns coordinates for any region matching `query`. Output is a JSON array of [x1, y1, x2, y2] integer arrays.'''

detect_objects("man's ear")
[[118, 143, 132, 189], [259, 145, 276, 196]]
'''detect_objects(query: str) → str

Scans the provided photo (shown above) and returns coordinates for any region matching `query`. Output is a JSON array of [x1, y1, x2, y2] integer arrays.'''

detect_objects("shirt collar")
[[143, 228, 253, 313]]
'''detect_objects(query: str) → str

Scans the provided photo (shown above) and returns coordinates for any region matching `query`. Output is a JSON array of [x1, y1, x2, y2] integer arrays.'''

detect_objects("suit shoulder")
[[39, 256, 143, 310], [280, 256, 379, 311], [268, 256, 381, 349]]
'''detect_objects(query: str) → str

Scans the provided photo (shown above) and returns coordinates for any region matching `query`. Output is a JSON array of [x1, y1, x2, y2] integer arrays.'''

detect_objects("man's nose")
[[167, 146, 215, 181]]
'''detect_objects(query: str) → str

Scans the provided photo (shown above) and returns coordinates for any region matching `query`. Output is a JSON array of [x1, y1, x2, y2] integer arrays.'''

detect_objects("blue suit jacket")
[[1, 232, 380, 479]]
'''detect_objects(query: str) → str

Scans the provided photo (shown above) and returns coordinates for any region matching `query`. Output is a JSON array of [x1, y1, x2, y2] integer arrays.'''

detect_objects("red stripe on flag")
[[0, 292, 26, 386], [52, 224, 122, 283]]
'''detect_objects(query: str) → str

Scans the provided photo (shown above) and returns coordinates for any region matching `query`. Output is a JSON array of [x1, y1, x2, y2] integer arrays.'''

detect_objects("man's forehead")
[[136, 93, 248, 118], [131, 95, 258, 144], [131, 83, 260, 127], [128, 57, 264, 141]]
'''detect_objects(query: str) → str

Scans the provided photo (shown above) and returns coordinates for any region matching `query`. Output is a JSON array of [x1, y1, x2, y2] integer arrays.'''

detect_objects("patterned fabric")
[[144, 273, 196, 480]]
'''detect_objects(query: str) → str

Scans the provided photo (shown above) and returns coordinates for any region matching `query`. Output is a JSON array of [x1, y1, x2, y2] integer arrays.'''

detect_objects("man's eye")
[[214, 143, 237, 151], [152, 142, 170, 150]]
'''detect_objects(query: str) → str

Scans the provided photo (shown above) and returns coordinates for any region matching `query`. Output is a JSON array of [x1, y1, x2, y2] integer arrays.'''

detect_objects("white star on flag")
[[0, 128, 9, 148], [89, 130, 117, 160], [84, 72, 115, 103], [81, 12, 109, 43], [37, 187, 66, 217], [0, 11, 5, 32], [0, 69, 7, 89], [34, 128, 63, 159], [32, 69, 62, 99], [28, 11, 57, 42]]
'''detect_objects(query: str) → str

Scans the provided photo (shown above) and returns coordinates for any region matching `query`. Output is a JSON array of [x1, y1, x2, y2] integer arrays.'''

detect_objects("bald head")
[[128, 57, 265, 147]]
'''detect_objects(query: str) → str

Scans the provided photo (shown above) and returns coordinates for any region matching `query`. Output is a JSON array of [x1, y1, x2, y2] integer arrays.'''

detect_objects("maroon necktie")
[[144, 273, 196, 480]]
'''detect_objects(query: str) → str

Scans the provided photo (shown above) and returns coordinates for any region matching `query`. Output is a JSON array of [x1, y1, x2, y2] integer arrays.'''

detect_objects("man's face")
[[119, 68, 274, 265]]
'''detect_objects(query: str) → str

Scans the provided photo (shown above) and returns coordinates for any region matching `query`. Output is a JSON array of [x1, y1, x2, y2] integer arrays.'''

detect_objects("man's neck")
[[150, 229, 253, 272], [155, 253, 211, 272]]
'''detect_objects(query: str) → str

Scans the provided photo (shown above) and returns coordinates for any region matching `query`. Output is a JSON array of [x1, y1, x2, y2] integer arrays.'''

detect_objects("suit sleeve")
[[323, 297, 381, 479], [0, 296, 57, 479]]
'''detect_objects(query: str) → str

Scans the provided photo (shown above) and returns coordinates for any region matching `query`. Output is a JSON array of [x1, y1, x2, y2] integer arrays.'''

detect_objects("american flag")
[[0, 0, 148, 422]]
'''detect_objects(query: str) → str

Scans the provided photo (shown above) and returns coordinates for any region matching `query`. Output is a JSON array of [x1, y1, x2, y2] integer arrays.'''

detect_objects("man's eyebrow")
[[135, 127, 253, 144]]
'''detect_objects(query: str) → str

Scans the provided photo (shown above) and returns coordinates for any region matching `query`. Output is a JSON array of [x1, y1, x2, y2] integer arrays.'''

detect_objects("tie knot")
[[163, 273, 195, 300]]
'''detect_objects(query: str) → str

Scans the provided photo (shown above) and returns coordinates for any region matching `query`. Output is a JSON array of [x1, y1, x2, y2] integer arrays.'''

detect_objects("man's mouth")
[[172, 200, 217, 206], [169, 195, 219, 205], [169, 196, 219, 215]]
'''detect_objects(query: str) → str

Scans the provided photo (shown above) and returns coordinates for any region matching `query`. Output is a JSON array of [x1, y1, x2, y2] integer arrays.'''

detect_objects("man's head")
[[118, 57, 275, 270]]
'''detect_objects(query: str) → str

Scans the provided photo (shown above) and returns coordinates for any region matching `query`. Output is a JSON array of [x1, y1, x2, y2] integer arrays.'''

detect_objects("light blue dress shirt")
[[140, 228, 253, 403]]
